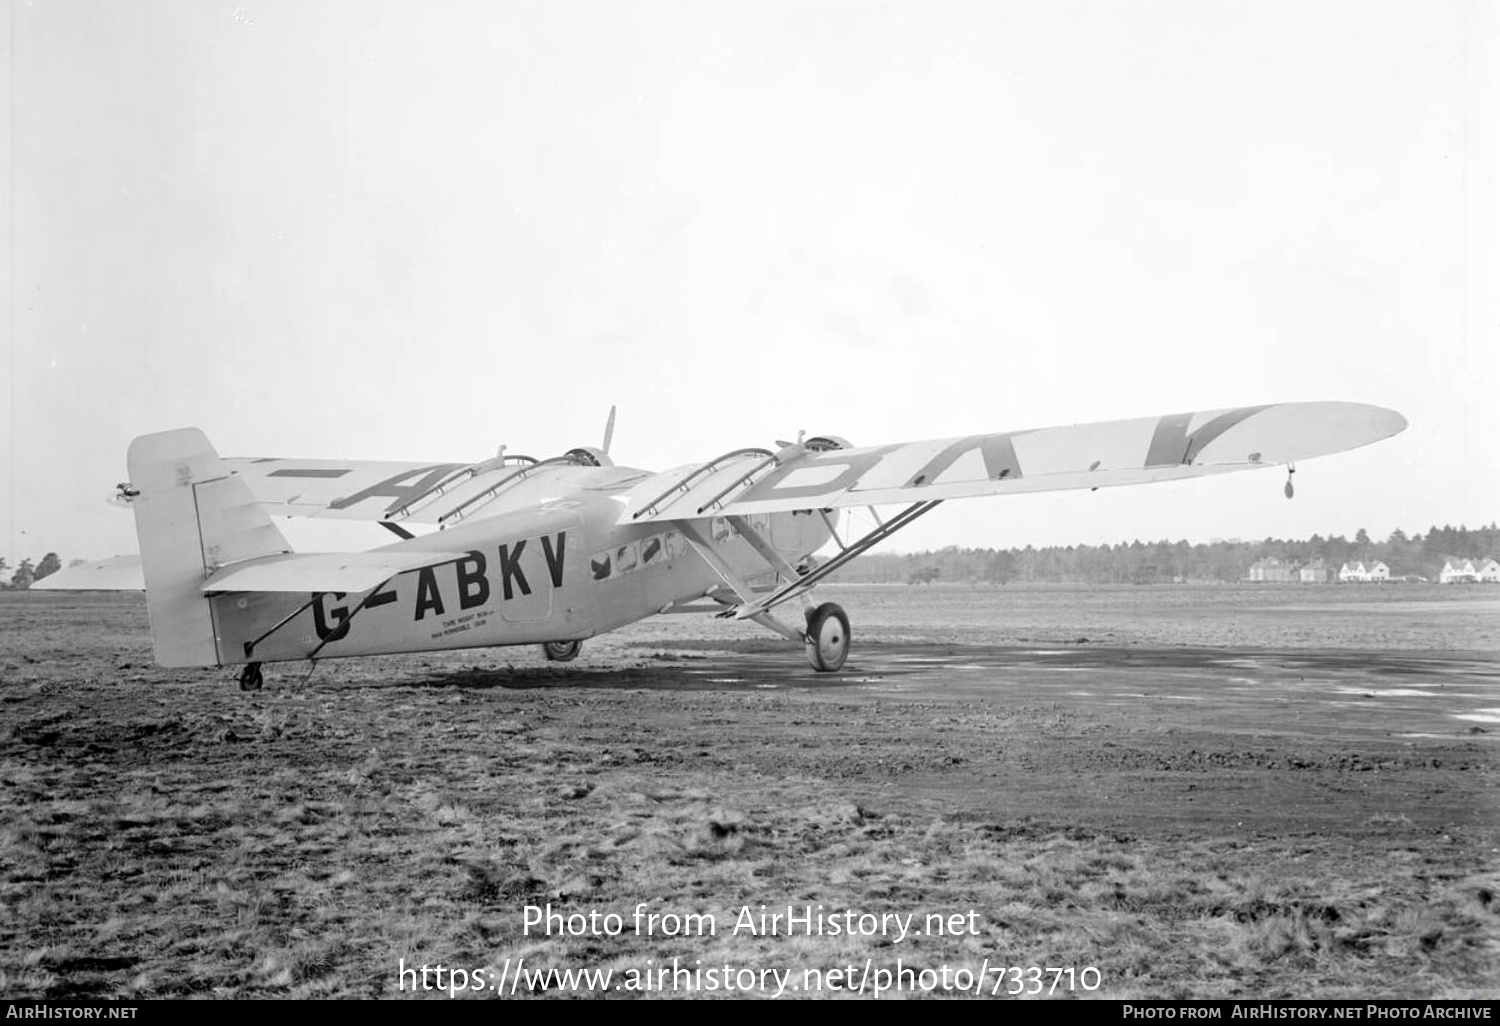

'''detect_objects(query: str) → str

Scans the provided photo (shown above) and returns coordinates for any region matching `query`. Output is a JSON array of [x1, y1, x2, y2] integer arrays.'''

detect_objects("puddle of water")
[[1397, 732, 1496, 740], [1452, 708, 1500, 724]]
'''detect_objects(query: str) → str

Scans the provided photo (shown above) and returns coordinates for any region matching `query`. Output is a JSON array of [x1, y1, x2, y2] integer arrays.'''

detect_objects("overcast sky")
[[2, 0, 1495, 562]]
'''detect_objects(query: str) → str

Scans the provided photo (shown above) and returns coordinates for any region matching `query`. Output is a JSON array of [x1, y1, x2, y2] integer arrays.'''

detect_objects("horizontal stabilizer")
[[201, 549, 469, 594], [31, 555, 145, 592]]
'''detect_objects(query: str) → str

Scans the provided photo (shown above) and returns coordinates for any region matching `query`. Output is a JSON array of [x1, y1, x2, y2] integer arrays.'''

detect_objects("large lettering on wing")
[[741, 446, 901, 503], [327, 464, 466, 515], [895, 433, 1024, 488], [1145, 407, 1270, 468]]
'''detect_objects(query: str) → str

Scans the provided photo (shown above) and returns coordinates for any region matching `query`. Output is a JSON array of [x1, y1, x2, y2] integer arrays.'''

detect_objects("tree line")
[[3, 522, 1495, 590], [0, 554, 63, 590], [824, 523, 1500, 585]]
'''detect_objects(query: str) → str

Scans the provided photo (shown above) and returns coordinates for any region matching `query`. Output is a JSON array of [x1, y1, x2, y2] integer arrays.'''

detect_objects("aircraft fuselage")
[[207, 468, 831, 666]]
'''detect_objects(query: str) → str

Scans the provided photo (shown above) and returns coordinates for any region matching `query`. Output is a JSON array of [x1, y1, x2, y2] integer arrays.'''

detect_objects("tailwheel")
[[237, 662, 264, 692], [804, 602, 851, 672], [542, 640, 582, 662]]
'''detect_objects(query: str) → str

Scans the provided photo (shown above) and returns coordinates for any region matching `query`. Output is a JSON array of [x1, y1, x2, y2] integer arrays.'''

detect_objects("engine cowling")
[[564, 446, 614, 467]]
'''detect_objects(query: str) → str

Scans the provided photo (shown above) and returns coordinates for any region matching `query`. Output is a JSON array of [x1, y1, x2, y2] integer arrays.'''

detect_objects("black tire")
[[804, 602, 851, 672], [542, 640, 582, 662], [238, 662, 264, 692]]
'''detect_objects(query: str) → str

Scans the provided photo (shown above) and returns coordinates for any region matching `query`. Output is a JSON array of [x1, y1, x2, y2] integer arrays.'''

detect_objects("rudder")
[[127, 428, 291, 667]]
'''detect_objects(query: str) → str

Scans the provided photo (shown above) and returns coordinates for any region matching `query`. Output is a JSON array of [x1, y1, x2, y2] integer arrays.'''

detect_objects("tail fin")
[[128, 428, 291, 667]]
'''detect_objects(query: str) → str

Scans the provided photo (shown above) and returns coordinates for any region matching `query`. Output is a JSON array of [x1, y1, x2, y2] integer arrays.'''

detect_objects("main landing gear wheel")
[[542, 640, 582, 662], [804, 602, 851, 672], [238, 662, 264, 692]]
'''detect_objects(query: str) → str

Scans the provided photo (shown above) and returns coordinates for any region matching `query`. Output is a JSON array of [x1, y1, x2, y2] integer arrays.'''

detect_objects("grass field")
[[1, 584, 1496, 999]]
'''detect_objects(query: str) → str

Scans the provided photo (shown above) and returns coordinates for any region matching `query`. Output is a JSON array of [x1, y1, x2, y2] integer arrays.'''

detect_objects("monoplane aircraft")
[[38, 402, 1405, 689]]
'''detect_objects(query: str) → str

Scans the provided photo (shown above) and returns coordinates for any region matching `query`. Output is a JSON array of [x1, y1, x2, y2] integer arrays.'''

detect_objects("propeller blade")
[[602, 405, 616, 454]]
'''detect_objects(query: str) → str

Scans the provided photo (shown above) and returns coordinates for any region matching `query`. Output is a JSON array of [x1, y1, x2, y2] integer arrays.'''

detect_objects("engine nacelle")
[[565, 446, 614, 467]]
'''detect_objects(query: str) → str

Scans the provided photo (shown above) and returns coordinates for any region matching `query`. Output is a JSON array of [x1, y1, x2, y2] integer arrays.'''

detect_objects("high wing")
[[625, 402, 1406, 522]]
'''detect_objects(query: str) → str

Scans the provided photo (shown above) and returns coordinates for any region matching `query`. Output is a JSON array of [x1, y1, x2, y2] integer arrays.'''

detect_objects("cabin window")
[[616, 541, 639, 574]]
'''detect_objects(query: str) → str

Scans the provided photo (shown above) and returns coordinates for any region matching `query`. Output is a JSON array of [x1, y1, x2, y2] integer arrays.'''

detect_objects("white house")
[[1440, 558, 1479, 584], [1339, 560, 1390, 583], [1441, 558, 1500, 583]]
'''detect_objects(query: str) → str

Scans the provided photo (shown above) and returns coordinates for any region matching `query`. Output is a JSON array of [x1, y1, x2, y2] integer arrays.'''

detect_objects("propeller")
[[602, 405, 616, 455]]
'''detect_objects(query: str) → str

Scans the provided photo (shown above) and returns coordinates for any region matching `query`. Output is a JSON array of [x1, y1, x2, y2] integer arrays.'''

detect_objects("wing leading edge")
[[627, 401, 1406, 522]]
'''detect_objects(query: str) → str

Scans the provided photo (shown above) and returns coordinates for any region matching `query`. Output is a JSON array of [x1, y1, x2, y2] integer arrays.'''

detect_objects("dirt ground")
[[1, 584, 1496, 999]]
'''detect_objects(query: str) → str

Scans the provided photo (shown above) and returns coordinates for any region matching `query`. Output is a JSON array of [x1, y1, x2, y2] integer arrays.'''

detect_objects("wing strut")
[[674, 519, 805, 641], [732, 500, 943, 619]]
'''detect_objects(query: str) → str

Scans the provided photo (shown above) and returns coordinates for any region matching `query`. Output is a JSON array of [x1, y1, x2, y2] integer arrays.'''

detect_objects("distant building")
[[1339, 560, 1390, 583], [1299, 559, 1334, 583], [1440, 558, 1499, 583], [1440, 559, 1477, 583], [1248, 557, 1299, 582]]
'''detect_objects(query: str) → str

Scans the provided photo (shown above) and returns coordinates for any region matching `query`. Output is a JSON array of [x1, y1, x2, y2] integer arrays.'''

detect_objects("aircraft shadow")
[[407, 662, 864, 693]]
